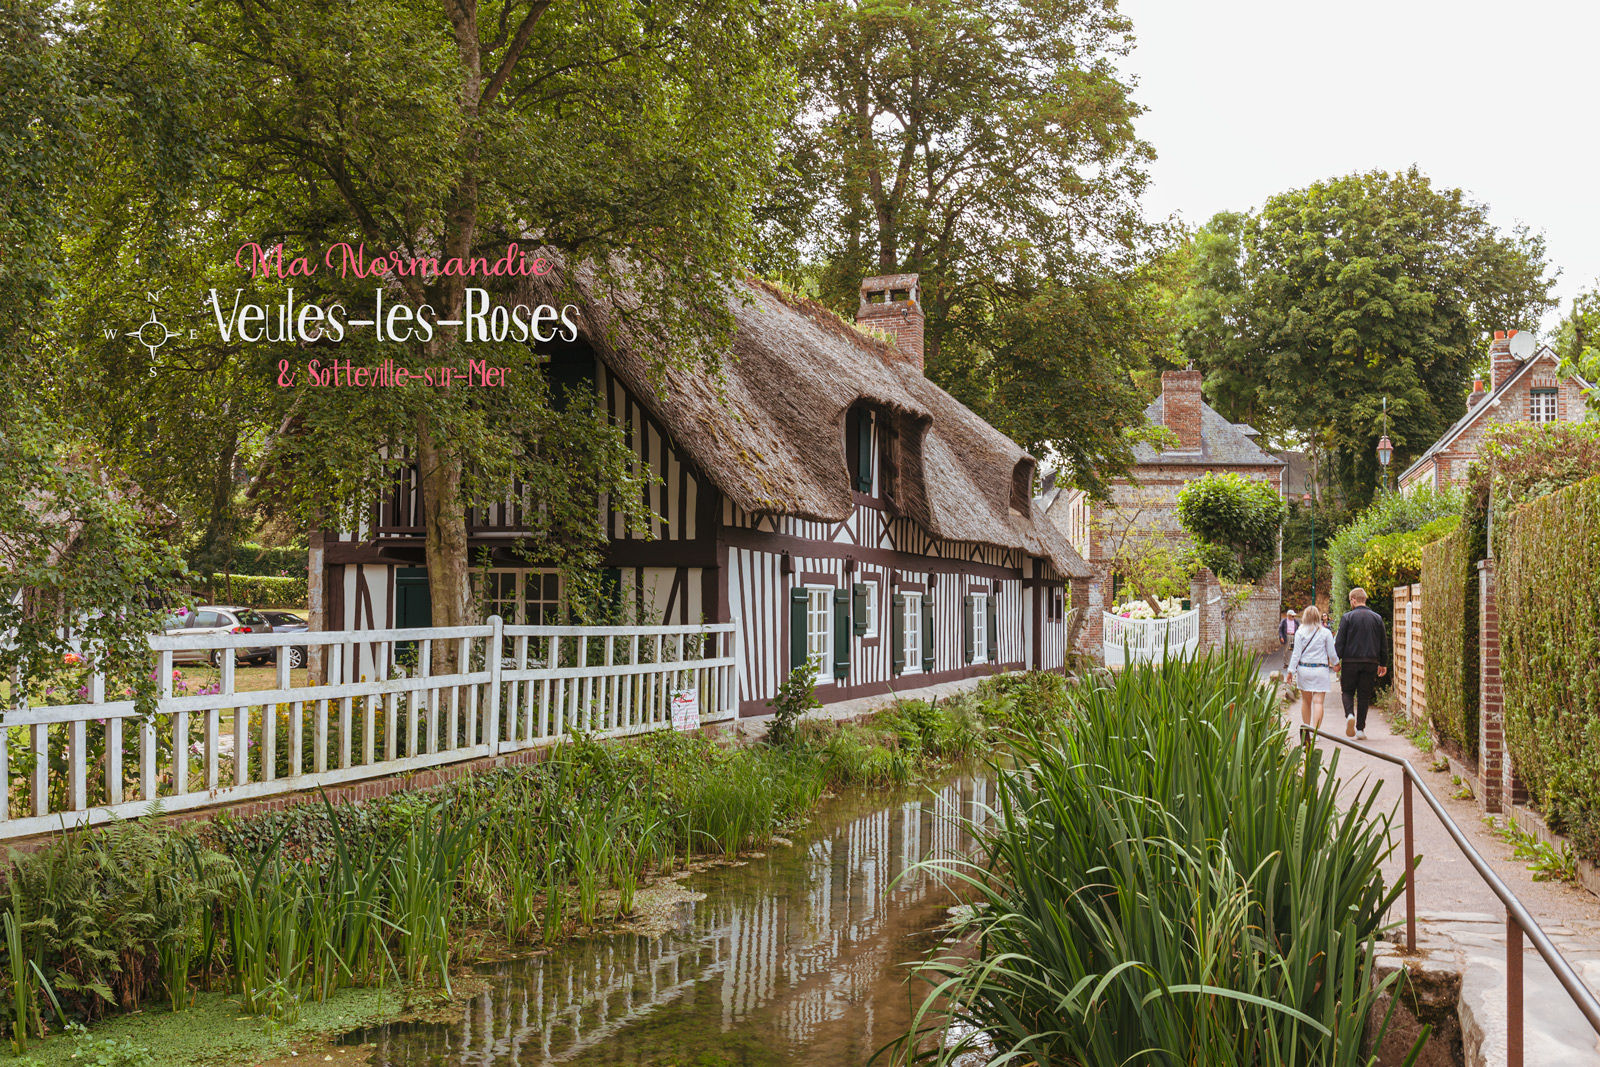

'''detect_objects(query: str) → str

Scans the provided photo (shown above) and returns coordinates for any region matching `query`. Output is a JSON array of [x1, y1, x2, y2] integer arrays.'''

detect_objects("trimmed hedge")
[[203, 573, 308, 608], [1500, 475, 1600, 860], [1419, 464, 1489, 759], [1420, 526, 1477, 756]]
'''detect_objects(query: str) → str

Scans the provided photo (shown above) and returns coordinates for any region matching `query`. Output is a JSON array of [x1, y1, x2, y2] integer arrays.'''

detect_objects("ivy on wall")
[[1500, 475, 1600, 860]]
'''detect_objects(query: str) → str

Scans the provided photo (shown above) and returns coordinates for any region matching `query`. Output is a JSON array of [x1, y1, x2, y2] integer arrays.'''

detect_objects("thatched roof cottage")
[[318, 272, 1091, 715]]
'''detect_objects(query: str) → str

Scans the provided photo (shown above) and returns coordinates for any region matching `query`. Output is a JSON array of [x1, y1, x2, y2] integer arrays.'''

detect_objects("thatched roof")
[[520, 266, 1091, 579]]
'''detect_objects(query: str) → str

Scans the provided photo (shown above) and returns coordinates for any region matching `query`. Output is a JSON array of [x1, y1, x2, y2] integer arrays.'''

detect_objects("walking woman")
[[1287, 605, 1340, 732]]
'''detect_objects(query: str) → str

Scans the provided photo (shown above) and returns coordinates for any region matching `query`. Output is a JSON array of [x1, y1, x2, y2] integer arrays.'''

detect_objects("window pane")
[[807, 588, 831, 672]]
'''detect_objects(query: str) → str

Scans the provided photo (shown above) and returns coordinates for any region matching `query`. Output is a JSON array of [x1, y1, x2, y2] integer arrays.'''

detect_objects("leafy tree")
[[1181, 168, 1556, 505], [1175, 473, 1285, 584], [51, 0, 799, 645], [0, 394, 185, 713], [1554, 285, 1600, 416], [782, 0, 1163, 496]]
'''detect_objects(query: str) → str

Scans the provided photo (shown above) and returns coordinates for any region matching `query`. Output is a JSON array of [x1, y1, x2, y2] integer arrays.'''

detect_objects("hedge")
[[1499, 474, 1600, 861], [1420, 526, 1477, 757], [202, 574, 308, 608], [1418, 465, 1489, 759], [191, 543, 309, 578]]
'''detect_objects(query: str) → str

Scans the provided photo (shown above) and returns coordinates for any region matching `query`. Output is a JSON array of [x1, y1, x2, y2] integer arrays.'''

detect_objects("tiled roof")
[[1398, 345, 1590, 483], [1132, 398, 1286, 467]]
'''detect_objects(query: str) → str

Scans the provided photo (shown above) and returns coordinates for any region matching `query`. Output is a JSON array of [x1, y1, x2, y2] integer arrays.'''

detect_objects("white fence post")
[[486, 615, 503, 756]]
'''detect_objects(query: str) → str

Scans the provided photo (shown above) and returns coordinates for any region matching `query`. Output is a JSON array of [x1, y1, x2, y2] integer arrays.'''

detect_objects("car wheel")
[[286, 645, 306, 670], [208, 648, 226, 669]]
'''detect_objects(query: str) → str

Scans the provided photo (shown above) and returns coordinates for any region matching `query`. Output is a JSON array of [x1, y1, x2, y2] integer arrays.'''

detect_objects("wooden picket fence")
[[0, 618, 738, 840]]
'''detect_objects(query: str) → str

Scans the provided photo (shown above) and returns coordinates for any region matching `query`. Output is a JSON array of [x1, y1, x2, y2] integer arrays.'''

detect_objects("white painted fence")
[[1102, 608, 1200, 668], [0, 617, 737, 840]]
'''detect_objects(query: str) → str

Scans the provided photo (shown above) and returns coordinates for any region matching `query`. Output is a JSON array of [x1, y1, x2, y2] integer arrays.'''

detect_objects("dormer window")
[[1010, 459, 1035, 516], [845, 403, 880, 496]]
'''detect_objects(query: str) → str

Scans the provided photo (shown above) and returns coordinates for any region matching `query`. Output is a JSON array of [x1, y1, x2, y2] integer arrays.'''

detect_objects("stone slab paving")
[[1261, 656, 1600, 1065]]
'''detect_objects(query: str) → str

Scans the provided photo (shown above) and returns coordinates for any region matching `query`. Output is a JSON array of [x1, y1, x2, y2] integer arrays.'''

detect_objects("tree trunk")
[[416, 411, 471, 674]]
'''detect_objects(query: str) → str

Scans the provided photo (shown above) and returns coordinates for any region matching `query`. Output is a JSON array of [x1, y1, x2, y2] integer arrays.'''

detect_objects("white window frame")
[[474, 568, 562, 624], [902, 592, 923, 674], [1530, 389, 1558, 424], [862, 581, 879, 638], [971, 593, 988, 663], [805, 585, 833, 680]]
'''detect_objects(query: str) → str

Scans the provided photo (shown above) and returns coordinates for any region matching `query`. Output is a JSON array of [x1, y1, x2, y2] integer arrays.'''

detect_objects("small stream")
[[341, 771, 994, 1066]]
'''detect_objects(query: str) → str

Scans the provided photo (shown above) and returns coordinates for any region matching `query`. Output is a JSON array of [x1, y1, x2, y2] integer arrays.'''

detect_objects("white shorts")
[[1295, 665, 1335, 693]]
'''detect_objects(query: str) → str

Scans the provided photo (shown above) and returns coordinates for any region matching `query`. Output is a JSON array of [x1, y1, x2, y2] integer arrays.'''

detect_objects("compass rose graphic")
[[128, 307, 180, 357]]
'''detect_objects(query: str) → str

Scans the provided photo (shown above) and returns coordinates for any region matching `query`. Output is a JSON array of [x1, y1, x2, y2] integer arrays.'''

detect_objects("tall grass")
[[893, 652, 1425, 1067], [4, 676, 1044, 1035]]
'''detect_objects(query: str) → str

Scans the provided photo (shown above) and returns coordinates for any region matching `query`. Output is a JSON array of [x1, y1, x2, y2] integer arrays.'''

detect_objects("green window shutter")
[[852, 583, 870, 636], [987, 593, 999, 661], [921, 595, 935, 673], [832, 588, 850, 680], [856, 411, 874, 493], [891, 594, 906, 675], [963, 594, 976, 664], [789, 587, 809, 673]]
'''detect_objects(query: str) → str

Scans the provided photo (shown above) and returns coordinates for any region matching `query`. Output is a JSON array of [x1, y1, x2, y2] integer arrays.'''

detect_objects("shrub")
[[1328, 485, 1462, 625], [1481, 421, 1600, 521], [764, 662, 821, 748], [1347, 515, 1459, 594], [1499, 475, 1600, 859], [1175, 472, 1286, 583], [201, 574, 307, 608]]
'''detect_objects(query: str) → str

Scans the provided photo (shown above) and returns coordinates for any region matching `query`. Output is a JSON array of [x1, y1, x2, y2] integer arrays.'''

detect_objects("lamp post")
[[1377, 396, 1394, 495], [1302, 477, 1315, 609]]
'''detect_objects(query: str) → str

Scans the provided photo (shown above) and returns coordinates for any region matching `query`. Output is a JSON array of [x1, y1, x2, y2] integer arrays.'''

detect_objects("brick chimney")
[[857, 273, 925, 369], [1468, 375, 1487, 409], [1490, 330, 1521, 392], [1161, 369, 1204, 451]]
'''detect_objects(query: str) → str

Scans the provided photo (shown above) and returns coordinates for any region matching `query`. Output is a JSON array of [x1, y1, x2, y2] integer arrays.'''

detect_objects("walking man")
[[1279, 608, 1298, 670], [1334, 587, 1388, 739]]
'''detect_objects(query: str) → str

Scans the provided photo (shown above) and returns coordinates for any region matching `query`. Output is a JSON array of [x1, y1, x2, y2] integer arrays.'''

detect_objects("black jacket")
[[1335, 606, 1388, 666]]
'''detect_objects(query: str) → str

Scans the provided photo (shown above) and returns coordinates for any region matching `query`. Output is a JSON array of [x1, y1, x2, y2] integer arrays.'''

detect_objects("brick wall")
[[1403, 349, 1586, 492], [1161, 370, 1203, 451], [1478, 559, 1506, 813]]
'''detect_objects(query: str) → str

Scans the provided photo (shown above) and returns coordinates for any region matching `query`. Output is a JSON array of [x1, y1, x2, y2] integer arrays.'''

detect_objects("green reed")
[[890, 651, 1426, 1067]]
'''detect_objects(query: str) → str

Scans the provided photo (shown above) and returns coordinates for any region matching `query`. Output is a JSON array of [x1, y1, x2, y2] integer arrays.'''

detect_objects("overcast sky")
[[1119, 0, 1597, 332]]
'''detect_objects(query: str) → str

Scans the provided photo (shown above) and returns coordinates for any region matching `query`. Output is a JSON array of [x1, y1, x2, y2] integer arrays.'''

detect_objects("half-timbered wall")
[[320, 351, 1072, 704]]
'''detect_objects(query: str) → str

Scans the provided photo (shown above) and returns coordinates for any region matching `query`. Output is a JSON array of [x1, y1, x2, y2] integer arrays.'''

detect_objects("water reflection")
[[348, 773, 993, 1066]]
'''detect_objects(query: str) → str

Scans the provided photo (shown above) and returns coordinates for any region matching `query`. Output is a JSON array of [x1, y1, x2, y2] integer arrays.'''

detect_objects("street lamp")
[[1302, 478, 1316, 609], [1377, 397, 1393, 495]]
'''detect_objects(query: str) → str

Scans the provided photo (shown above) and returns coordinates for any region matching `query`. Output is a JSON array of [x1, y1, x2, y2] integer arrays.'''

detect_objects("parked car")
[[258, 610, 310, 670], [160, 606, 278, 667]]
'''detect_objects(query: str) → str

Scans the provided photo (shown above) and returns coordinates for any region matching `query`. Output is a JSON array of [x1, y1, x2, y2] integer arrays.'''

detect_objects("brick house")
[[1042, 370, 1286, 659], [1399, 331, 1592, 492]]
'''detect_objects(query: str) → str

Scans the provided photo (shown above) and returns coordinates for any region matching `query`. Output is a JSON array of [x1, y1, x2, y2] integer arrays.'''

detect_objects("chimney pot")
[[857, 273, 925, 371]]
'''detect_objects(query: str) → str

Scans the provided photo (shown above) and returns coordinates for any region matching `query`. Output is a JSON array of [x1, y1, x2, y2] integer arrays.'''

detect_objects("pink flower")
[[62, 652, 82, 667], [172, 670, 181, 679]]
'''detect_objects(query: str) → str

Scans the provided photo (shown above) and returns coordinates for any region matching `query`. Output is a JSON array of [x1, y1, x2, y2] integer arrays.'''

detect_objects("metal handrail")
[[1300, 725, 1600, 1066]]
